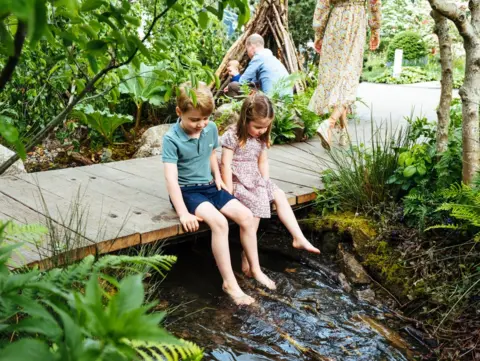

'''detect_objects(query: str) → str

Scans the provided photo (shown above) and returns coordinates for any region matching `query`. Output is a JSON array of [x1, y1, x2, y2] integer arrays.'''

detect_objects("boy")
[[227, 59, 241, 82], [162, 82, 276, 305]]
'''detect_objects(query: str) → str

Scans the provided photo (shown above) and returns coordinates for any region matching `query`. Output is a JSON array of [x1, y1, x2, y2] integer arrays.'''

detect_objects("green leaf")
[[81, 0, 105, 12], [124, 15, 140, 26], [0, 116, 19, 143], [86, 54, 99, 73], [198, 11, 209, 29], [112, 274, 144, 313], [81, 24, 97, 39], [86, 39, 107, 52], [403, 165, 417, 178], [214, 74, 221, 89], [0, 21, 14, 56], [130, 36, 151, 61], [417, 164, 427, 176], [0, 339, 51, 361]]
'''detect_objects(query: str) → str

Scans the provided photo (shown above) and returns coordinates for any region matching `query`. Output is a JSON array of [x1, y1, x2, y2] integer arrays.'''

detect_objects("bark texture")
[[431, 9, 453, 154], [428, 0, 480, 184], [213, 0, 305, 96]]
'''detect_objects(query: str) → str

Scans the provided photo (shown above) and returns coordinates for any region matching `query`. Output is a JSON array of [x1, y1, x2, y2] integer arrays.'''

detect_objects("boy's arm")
[[258, 149, 270, 180], [163, 158, 202, 234], [221, 148, 234, 194]]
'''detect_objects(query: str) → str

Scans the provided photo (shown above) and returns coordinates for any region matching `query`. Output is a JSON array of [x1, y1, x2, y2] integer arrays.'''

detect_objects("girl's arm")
[[313, 0, 331, 42], [221, 148, 234, 194], [258, 149, 270, 180]]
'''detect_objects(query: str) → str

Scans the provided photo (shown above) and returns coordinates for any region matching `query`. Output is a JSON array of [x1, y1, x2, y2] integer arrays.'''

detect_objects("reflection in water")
[[157, 222, 419, 361]]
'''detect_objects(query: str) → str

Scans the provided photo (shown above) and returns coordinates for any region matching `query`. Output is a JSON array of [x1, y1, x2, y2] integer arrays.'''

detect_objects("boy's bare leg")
[[195, 202, 255, 305], [273, 189, 320, 254], [221, 200, 276, 290], [241, 217, 261, 277]]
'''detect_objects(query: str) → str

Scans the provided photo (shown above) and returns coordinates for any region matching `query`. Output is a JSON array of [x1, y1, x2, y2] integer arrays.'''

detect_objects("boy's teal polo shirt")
[[162, 121, 218, 185]]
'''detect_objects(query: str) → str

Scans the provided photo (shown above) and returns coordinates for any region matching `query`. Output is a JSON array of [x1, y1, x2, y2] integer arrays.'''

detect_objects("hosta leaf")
[[403, 165, 417, 178]]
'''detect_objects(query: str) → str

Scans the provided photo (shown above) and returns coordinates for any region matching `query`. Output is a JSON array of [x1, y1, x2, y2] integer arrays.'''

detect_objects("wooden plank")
[[269, 163, 320, 188], [273, 143, 322, 165]]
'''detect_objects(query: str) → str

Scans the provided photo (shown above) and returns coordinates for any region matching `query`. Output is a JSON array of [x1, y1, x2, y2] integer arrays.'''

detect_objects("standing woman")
[[309, 0, 381, 149]]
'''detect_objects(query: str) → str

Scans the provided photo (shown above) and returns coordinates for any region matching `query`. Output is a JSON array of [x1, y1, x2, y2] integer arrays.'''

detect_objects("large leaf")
[[119, 62, 167, 106], [0, 339, 52, 361]]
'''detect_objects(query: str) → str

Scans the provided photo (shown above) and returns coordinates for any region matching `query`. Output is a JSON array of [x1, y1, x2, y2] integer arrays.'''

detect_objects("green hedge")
[[386, 31, 428, 62]]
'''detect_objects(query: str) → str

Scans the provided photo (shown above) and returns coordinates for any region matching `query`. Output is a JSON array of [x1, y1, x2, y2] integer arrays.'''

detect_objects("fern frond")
[[0, 221, 48, 246], [93, 255, 177, 276], [425, 224, 462, 232], [127, 339, 203, 361]]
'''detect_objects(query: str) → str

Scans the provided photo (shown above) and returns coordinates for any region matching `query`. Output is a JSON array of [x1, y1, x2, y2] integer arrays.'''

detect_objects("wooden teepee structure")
[[214, 0, 306, 96]]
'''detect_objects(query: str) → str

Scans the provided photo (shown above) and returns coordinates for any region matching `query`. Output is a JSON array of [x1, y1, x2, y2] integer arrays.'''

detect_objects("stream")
[[155, 218, 422, 360]]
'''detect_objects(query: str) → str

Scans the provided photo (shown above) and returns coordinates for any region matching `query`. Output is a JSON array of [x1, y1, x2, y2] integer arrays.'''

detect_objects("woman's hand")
[[314, 38, 322, 54], [369, 32, 380, 51]]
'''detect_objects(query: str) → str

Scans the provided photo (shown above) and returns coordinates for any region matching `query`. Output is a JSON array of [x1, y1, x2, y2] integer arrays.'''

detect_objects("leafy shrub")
[[73, 105, 133, 144], [316, 123, 413, 215], [372, 66, 436, 84], [0, 222, 203, 361], [386, 31, 428, 62]]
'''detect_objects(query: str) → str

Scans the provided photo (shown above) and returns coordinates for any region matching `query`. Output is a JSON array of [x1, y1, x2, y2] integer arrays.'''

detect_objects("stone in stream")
[[133, 124, 171, 158], [320, 231, 341, 254], [338, 273, 352, 293], [0, 144, 26, 176], [355, 287, 376, 303], [337, 243, 371, 285]]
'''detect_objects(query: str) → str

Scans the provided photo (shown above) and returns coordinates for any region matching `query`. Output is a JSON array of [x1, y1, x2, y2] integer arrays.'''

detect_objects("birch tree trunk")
[[428, 0, 480, 184], [431, 10, 453, 154]]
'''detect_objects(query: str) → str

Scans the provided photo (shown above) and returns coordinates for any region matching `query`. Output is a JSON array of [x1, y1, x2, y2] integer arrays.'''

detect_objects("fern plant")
[[0, 223, 202, 361]]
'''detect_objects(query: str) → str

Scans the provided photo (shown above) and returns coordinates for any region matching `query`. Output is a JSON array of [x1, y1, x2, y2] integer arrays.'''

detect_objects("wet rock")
[[213, 103, 239, 132], [355, 288, 376, 303], [338, 244, 371, 285], [338, 273, 352, 293], [321, 231, 341, 254], [0, 144, 26, 176], [133, 124, 171, 158], [100, 148, 113, 163]]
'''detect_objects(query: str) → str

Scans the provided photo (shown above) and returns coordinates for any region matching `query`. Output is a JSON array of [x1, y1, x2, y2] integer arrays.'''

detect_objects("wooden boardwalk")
[[0, 139, 325, 268]]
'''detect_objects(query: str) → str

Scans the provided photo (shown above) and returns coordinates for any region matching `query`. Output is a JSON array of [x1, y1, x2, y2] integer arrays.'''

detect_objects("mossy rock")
[[306, 212, 377, 257]]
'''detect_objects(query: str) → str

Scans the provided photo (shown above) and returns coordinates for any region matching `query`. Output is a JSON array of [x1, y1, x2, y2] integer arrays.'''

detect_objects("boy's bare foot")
[[293, 237, 321, 254], [241, 251, 253, 277], [222, 283, 255, 306], [252, 270, 277, 290]]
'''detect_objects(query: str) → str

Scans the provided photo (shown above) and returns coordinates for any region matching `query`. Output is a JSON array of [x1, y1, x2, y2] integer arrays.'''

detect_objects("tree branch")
[[0, 21, 26, 92], [470, 0, 480, 32], [428, 0, 476, 42], [0, 1, 178, 176]]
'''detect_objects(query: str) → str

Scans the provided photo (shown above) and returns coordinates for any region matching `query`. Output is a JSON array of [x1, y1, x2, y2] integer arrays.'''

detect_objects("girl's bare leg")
[[221, 200, 276, 290], [273, 189, 320, 254], [195, 202, 255, 306], [241, 217, 261, 277]]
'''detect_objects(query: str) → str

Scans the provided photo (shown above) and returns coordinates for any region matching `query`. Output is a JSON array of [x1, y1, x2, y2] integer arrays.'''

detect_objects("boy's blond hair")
[[228, 59, 240, 70], [176, 81, 214, 116]]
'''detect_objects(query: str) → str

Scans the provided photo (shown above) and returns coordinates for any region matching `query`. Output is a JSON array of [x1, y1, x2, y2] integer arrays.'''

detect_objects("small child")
[[227, 59, 241, 82], [162, 82, 276, 306], [221, 93, 320, 275]]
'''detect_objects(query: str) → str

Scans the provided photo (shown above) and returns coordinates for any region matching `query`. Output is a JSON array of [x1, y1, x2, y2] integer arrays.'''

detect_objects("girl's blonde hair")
[[237, 92, 274, 148]]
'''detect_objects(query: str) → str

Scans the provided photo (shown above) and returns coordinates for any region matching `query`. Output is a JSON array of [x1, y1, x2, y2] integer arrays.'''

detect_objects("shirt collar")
[[174, 118, 210, 142]]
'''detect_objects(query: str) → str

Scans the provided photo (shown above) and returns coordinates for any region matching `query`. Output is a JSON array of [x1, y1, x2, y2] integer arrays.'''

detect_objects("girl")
[[221, 93, 320, 278]]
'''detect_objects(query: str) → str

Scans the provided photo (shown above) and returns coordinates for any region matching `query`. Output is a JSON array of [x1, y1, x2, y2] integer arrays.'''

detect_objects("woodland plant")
[[0, 221, 203, 361]]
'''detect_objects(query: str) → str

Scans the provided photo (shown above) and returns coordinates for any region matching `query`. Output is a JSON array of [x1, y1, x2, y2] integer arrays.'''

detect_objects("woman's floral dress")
[[309, 0, 381, 115], [221, 127, 278, 218]]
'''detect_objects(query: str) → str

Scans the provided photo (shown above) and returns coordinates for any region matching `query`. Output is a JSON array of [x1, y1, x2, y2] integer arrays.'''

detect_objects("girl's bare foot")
[[222, 282, 255, 306], [293, 237, 321, 254], [241, 251, 253, 277], [252, 270, 276, 290]]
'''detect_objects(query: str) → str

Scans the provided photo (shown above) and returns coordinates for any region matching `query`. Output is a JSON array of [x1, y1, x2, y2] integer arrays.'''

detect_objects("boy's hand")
[[179, 213, 203, 232], [215, 177, 229, 192]]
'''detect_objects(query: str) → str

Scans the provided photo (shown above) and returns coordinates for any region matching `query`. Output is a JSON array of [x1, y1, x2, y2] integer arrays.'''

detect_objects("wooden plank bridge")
[[0, 139, 326, 269]]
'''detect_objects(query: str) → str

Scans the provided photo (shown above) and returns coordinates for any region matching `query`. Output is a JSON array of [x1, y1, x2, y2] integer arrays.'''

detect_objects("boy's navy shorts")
[[175, 183, 236, 215]]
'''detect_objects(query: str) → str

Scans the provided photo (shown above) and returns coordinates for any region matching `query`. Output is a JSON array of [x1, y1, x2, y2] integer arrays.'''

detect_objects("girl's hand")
[[314, 38, 322, 54], [179, 213, 203, 232], [215, 177, 229, 192], [369, 32, 380, 51]]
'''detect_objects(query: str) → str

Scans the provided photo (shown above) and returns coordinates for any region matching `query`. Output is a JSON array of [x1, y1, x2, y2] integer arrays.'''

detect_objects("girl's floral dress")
[[221, 127, 278, 218], [309, 0, 382, 115]]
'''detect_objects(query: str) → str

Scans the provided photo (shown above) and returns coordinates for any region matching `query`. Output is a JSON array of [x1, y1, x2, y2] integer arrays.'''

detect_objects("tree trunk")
[[428, 0, 480, 184], [431, 10, 453, 154], [460, 42, 480, 183], [135, 102, 143, 130]]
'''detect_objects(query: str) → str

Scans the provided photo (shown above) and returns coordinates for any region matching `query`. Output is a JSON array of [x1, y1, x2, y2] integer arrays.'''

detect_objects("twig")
[[0, 21, 26, 92]]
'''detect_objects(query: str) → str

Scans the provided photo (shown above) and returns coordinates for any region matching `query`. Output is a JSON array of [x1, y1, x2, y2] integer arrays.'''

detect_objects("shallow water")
[[157, 220, 420, 361]]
